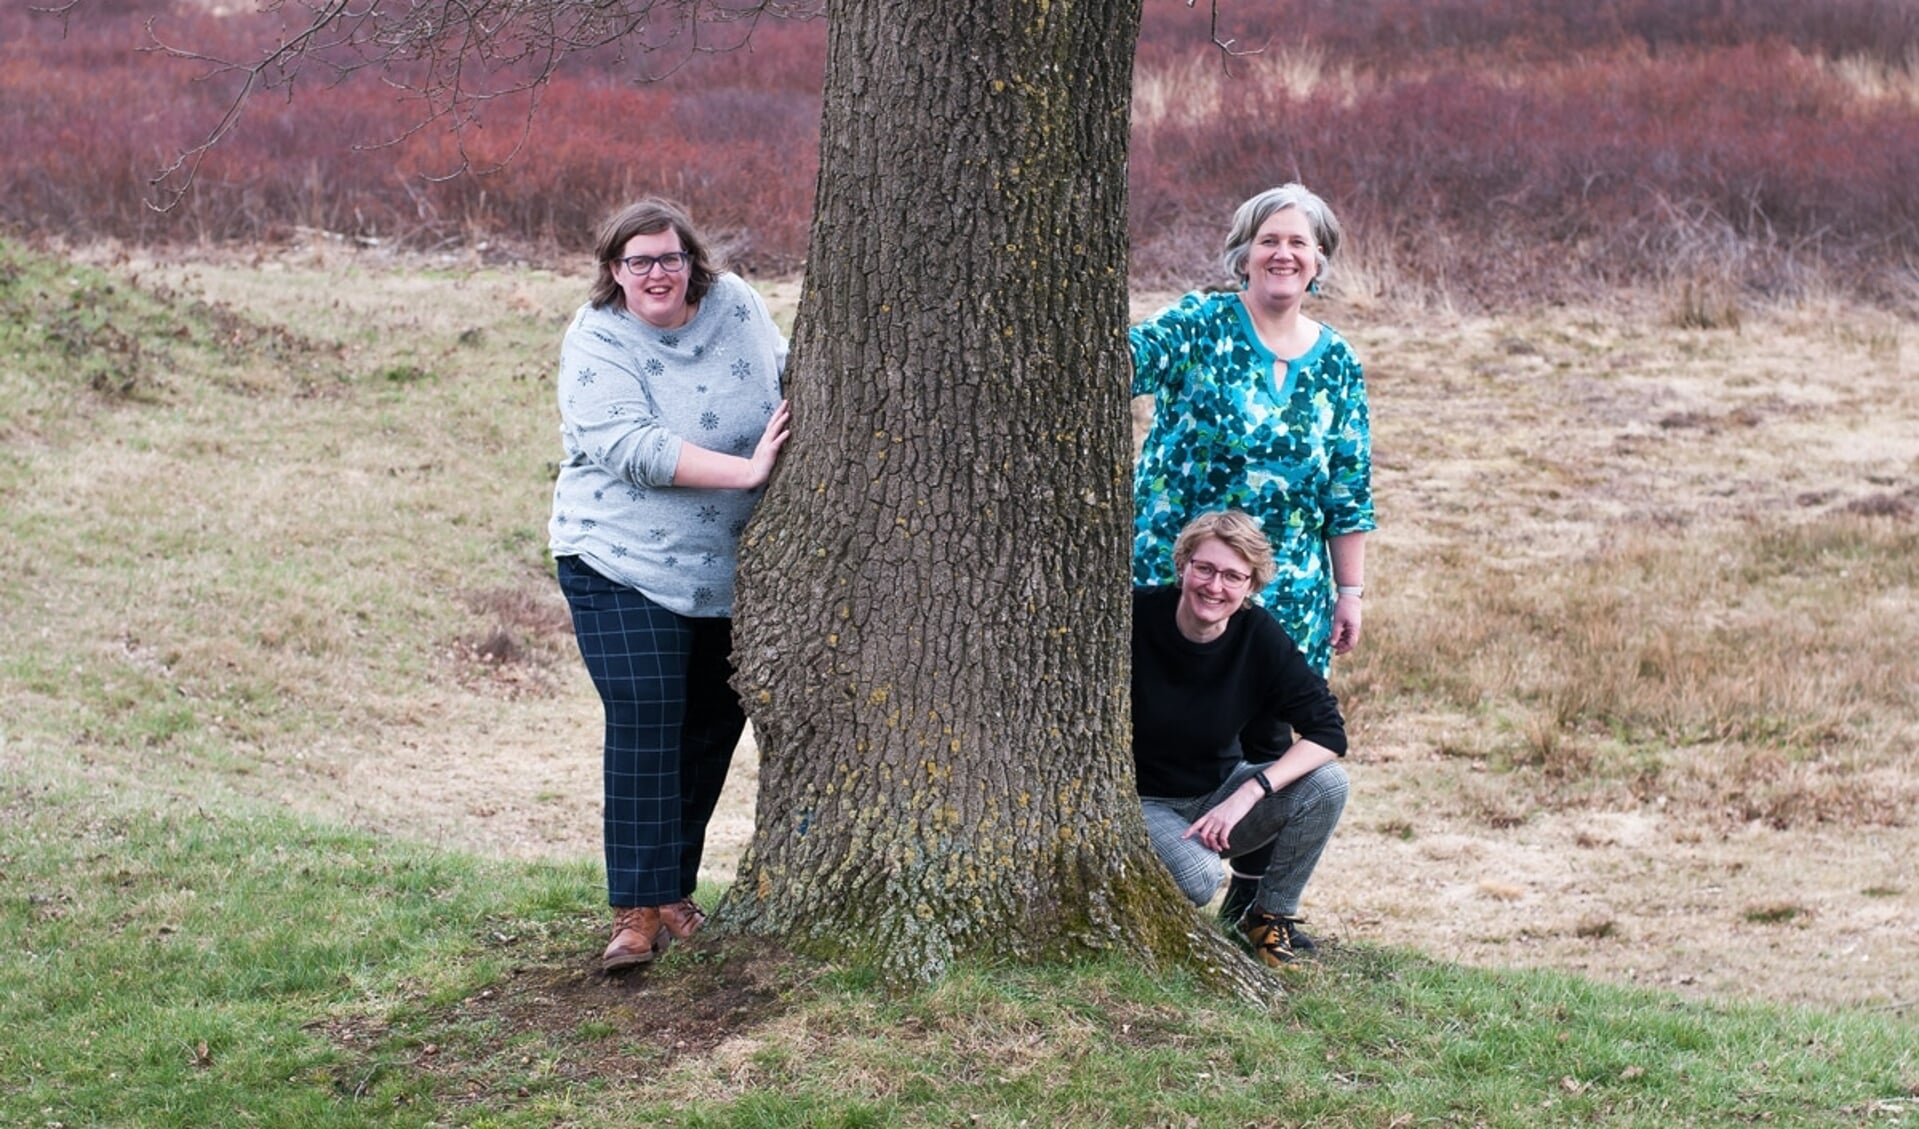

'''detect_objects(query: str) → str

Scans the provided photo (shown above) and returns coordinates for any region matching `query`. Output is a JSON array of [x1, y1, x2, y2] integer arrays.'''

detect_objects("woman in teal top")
[[1132, 183, 1374, 677], [1132, 183, 1375, 926]]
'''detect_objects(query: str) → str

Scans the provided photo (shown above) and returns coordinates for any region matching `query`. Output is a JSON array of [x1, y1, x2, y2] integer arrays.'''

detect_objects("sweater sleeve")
[[556, 309, 684, 488], [1320, 335, 1376, 537], [1255, 618, 1349, 756]]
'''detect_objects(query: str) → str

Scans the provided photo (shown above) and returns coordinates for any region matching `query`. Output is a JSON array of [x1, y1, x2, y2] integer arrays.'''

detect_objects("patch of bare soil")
[[283, 295, 1917, 1021], [318, 931, 801, 1105]]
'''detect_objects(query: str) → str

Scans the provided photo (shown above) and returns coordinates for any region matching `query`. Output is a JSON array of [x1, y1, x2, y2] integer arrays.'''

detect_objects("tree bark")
[[726, 0, 1265, 993]]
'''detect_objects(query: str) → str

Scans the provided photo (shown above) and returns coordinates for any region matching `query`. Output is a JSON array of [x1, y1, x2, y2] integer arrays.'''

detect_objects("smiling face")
[[1174, 536, 1257, 643], [1243, 206, 1319, 309], [617, 228, 692, 328]]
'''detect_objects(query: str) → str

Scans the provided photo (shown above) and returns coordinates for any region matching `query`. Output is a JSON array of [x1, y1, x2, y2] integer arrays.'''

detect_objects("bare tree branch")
[[1189, 0, 1265, 65]]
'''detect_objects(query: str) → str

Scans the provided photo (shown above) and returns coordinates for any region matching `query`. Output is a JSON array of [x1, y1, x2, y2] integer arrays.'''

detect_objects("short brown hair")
[[1170, 510, 1278, 606], [588, 197, 721, 310]]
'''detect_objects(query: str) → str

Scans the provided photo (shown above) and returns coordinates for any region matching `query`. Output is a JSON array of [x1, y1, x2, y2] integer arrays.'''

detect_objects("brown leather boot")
[[602, 906, 666, 972], [659, 897, 707, 943]]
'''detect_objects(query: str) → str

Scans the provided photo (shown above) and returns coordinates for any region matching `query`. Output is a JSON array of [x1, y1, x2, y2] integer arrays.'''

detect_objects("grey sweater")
[[547, 272, 787, 616]]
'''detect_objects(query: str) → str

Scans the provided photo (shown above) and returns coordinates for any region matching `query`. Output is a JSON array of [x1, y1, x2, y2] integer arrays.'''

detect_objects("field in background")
[[5, 238, 1913, 1016], [4, 0, 1919, 307], [7, 5, 1919, 1118]]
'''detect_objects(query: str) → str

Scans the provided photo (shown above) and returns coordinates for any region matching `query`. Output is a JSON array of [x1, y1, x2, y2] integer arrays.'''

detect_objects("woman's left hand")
[[1183, 789, 1255, 853], [745, 399, 792, 487], [1331, 593, 1363, 656]]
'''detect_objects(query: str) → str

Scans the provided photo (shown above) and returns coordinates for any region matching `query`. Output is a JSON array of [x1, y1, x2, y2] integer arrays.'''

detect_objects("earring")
[[1307, 276, 1322, 295]]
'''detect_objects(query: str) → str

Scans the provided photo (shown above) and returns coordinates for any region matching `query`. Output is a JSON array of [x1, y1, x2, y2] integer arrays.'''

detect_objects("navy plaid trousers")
[[557, 556, 746, 908]]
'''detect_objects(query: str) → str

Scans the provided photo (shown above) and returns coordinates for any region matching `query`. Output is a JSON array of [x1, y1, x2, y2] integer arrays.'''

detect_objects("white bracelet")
[[1336, 584, 1365, 599]]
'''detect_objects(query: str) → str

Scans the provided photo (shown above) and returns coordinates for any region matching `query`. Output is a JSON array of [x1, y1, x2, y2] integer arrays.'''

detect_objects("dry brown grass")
[[1823, 47, 1919, 108], [1132, 284, 1918, 1008], [12, 245, 1918, 1014], [1132, 47, 1360, 130]]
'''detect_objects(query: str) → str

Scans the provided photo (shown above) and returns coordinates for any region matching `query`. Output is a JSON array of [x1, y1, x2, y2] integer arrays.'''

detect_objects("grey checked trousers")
[[1140, 759, 1349, 917]]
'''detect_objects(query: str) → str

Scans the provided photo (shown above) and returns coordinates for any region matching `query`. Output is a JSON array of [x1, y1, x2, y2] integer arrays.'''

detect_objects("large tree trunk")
[[727, 0, 1261, 991]]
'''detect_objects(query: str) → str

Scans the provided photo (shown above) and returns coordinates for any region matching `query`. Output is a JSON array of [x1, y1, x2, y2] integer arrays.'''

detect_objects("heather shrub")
[[1127, 41, 1919, 306], [4, 1, 1917, 309], [1140, 0, 1919, 70]]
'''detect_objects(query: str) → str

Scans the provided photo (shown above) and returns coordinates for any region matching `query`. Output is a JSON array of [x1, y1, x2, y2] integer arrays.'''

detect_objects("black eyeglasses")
[[1187, 560, 1253, 588], [616, 252, 689, 275]]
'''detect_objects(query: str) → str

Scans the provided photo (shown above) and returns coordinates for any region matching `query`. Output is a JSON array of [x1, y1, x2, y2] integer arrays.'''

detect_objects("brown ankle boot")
[[659, 897, 707, 942], [602, 906, 666, 971]]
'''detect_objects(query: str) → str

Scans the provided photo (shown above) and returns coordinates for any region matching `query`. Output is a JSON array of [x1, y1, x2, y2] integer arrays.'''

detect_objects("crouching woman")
[[1131, 510, 1351, 966]]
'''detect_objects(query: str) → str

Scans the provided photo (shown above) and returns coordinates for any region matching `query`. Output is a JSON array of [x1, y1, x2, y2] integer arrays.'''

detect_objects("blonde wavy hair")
[[1170, 510, 1277, 607]]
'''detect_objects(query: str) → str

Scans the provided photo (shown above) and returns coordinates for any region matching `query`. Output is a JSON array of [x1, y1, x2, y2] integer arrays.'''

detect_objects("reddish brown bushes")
[[1148, 0, 1919, 69], [0, 3, 825, 268], [4, 1, 1916, 307], [1129, 40, 1919, 302]]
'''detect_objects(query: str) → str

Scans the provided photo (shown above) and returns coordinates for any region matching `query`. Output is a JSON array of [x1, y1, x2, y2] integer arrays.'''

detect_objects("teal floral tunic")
[[1131, 291, 1375, 674]]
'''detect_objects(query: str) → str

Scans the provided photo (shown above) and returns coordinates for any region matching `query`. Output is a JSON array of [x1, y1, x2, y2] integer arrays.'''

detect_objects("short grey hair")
[[1220, 183, 1343, 288]]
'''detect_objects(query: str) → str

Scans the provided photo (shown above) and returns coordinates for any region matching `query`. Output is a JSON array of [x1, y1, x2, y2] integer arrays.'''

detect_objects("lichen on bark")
[[725, 0, 1273, 997]]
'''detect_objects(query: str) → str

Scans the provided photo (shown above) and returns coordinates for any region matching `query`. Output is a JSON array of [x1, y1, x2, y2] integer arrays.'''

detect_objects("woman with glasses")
[[549, 197, 791, 971], [1131, 183, 1374, 923], [1132, 511, 1349, 967]]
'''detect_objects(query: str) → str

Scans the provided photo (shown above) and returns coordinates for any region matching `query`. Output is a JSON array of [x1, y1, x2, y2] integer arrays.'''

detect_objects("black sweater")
[[1130, 586, 1346, 798]]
